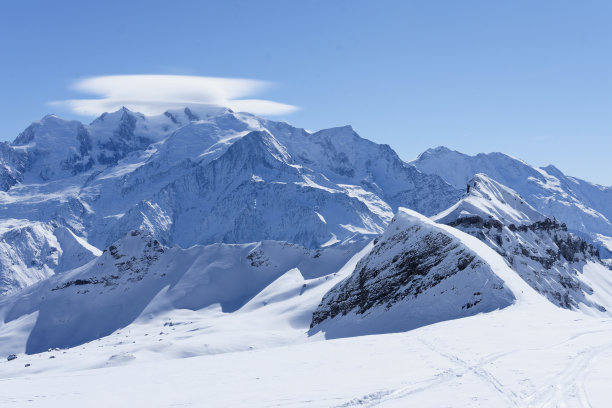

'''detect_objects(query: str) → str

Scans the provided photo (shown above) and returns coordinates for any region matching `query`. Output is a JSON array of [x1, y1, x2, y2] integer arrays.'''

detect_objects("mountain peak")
[[540, 164, 565, 178], [428, 145, 453, 154], [415, 146, 455, 160], [310, 206, 517, 338], [433, 173, 544, 226], [89, 107, 133, 126]]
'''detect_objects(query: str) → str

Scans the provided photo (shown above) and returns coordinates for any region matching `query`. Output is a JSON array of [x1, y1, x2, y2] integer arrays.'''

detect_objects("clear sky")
[[1, 0, 611, 185]]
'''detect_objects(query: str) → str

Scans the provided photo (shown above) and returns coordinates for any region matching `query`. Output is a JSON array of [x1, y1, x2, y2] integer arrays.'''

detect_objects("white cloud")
[[50, 75, 299, 116]]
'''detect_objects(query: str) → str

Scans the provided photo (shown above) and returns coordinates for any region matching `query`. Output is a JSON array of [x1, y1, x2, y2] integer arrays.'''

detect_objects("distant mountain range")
[[412, 146, 612, 257], [0, 106, 611, 355], [0, 106, 461, 294]]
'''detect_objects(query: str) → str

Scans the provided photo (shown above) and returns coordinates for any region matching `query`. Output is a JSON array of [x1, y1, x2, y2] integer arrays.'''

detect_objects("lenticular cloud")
[[51, 74, 299, 116]]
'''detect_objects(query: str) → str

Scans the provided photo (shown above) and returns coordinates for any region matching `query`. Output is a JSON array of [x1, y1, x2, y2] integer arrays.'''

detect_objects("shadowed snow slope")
[[309, 208, 549, 339], [0, 230, 368, 354]]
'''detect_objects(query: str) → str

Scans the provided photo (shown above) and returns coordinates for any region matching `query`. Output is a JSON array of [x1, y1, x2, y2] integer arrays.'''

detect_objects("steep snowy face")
[[433, 174, 608, 312], [105, 130, 391, 248], [0, 142, 28, 191], [310, 208, 516, 338], [0, 231, 366, 353], [78, 110, 460, 250], [412, 147, 612, 255], [10, 115, 93, 182], [263, 122, 462, 216], [87, 106, 239, 166], [0, 220, 100, 295]]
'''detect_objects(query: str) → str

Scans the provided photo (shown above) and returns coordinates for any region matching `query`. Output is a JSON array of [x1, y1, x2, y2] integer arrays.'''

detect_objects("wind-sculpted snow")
[[433, 174, 610, 313], [0, 230, 368, 353], [412, 146, 612, 256], [310, 208, 516, 338]]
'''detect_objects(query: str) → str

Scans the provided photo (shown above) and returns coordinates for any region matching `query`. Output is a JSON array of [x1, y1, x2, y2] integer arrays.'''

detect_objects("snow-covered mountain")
[[433, 174, 609, 312], [0, 107, 461, 294], [308, 173, 612, 339], [412, 146, 612, 257], [310, 208, 517, 338], [433, 173, 545, 226]]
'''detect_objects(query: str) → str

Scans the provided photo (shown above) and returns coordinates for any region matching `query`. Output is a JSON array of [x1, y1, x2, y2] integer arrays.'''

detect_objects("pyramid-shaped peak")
[[434, 173, 544, 226]]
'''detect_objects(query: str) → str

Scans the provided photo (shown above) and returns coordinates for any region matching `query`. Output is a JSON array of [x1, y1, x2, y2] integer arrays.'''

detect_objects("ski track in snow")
[[335, 326, 612, 408], [335, 341, 522, 408], [416, 338, 522, 407], [522, 341, 612, 408]]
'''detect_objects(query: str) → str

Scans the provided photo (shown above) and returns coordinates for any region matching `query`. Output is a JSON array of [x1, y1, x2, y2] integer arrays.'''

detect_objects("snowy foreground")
[[2, 209, 612, 407], [2, 305, 612, 407]]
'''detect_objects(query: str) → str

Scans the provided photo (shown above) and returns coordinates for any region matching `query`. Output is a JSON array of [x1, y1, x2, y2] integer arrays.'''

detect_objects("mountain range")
[[0, 106, 463, 294], [2, 106, 612, 406], [1, 107, 612, 405]]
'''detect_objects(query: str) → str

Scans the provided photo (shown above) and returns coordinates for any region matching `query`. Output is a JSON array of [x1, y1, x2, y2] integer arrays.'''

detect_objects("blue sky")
[[1, 0, 611, 185]]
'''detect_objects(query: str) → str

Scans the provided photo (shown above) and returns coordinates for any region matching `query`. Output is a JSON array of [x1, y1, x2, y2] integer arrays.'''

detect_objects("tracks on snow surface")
[[336, 329, 612, 407]]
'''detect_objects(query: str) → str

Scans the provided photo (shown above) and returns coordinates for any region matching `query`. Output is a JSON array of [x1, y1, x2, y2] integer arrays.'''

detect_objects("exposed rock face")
[[93, 109, 154, 165], [310, 208, 515, 338], [434, 174, 605, 311], [455, 216, 601, 310]]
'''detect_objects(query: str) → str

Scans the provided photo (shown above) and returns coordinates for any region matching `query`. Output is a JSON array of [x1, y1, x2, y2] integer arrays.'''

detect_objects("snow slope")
[[4, 305, 612, 407], [0, 230, 369, 354], [434, 173, 544, 226], [0, 219, 100, 295], [1, 219, 610, 407]]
